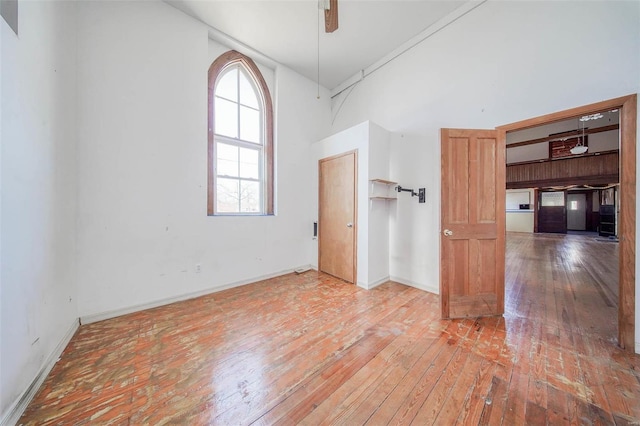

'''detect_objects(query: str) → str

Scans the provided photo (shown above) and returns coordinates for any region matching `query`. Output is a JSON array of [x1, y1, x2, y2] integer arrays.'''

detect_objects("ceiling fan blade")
[[324, 0, 338, 33]]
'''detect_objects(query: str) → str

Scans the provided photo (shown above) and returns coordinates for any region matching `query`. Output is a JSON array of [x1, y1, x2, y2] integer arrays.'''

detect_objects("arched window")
[[208, 51, 274, 215]]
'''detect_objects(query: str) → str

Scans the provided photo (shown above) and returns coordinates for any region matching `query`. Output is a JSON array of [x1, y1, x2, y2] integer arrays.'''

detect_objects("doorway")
[[318, 151, 357, 283], [538, 191, 567, 233], [567, 193, 587, 231], [498, 94, 636, 351]]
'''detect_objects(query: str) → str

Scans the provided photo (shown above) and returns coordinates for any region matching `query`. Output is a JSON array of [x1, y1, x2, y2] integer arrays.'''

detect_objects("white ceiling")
[[166, 0, 467, 90]]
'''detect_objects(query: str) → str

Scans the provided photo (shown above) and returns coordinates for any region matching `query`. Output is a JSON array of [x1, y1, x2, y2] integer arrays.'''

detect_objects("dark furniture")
[[599, 205, 616, 237]]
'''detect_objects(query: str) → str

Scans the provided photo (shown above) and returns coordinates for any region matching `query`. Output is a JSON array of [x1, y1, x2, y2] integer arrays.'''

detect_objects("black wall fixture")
[[396, 186, 426, 203]]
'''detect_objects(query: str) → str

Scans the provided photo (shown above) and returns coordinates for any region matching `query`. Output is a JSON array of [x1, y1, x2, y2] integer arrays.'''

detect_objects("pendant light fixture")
[[570, 116, 590, 155]]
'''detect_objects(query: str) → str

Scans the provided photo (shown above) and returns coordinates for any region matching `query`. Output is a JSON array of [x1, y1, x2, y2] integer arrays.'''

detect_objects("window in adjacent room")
[[208, 51, 273, 215]]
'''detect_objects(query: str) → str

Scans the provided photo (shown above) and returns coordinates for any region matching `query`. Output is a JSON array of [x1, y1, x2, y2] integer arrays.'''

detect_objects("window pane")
[[217, 142, 238, 177], [240, 180, 260, 213], [216, 68, 238, 102], [541, 192, 565, 207], [217, 178, 239, 213], [215, 97, 238, 138], [240, 105, 260, 143], [239, 147, 259, 179], [239, 70, 259, 109]]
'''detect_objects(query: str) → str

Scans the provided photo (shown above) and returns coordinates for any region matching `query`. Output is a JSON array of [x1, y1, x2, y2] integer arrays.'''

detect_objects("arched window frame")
[[208, 50, 274, 215]]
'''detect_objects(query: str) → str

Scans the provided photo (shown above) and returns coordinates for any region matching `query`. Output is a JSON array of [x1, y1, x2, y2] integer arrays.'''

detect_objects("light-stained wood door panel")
[[441, 129, 505, 319], [319, 151, 357, 283]]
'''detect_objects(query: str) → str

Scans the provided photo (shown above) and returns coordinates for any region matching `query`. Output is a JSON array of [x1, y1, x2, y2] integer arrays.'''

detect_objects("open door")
[[440, 129, 506, 318]]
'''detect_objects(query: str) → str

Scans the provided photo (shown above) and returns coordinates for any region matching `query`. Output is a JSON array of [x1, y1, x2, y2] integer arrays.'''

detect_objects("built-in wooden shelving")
[[370, 178, 397, 185], [369, 179, 398, 201]]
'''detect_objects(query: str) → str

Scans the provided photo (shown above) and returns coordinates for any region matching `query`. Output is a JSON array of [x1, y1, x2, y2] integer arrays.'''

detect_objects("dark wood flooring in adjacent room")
[[19, 233, 640, 424]]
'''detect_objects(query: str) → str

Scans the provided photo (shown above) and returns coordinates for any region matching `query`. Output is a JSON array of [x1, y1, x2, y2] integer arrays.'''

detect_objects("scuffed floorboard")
[[19, 233, 640, 425]]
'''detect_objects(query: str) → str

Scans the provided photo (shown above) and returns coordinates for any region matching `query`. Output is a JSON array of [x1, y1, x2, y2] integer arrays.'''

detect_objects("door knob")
[[443, 229, 453, 236], [347, 222, 353, 228]]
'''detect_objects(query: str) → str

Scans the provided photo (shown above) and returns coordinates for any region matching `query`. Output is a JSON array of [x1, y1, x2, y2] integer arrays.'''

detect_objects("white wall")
[[368, 123, 391, 287], [329, 0, 640, 349], [506, 189, 533, 210], [506, 143, 549, 164], [506, 189, 534, 233], [388, 133, 439, 293], [75, 0, 329, 320], [590, 130, 619, 152], [506, 212, 534, 233], [1, 0, 78, 419], [507, 129, 619, 164]]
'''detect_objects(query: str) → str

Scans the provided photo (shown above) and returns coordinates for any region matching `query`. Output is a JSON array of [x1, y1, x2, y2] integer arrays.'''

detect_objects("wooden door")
[[538, 191, 567, 233], [440, 129, 505, 319], [319, 151, 357, 283]]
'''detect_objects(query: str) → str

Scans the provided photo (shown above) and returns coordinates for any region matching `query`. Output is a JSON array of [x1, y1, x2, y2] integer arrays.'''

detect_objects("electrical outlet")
[[195, 264, 201, 273], [418, 188, 426, 203]]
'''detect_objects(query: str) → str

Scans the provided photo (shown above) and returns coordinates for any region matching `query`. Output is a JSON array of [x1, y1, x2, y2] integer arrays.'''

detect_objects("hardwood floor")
[[19, 233, 640, 425]]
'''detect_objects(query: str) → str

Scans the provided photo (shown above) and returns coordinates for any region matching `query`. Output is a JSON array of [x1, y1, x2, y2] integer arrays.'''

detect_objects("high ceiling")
[[166, 0, 468, 90]]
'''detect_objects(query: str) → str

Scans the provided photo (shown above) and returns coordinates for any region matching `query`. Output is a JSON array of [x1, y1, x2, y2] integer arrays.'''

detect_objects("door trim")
[[498, 94, 637, 351], [318, 150, 358, 284]]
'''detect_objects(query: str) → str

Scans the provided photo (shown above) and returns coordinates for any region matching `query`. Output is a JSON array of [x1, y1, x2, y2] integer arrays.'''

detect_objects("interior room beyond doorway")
[[498, 94, 636, 351], [505, 109, 620, 237]]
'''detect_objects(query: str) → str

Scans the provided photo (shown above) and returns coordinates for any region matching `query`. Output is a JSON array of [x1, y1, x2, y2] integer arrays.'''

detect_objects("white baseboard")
[[366, 276, 391, 290], [1, 319, 79, 426], [355, 276, 390, 290], [80, 265, 314, 324], [390, 275, 439, 295]]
